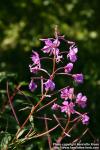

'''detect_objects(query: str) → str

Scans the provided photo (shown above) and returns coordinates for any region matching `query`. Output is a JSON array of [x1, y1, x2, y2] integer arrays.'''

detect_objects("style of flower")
[[44, 79, 55, 91], [56, 54, 63, 63], [81, 114, 89, 125], [41, 38, 60, 55], [51, 103, 60, 110], [61, 87, 74, 100], [29, 65, 40, 73], [31, 51, 40, 65], [29, 80, 37, 92], [72, 73, 83, 84], [64, 63, 73, 73], [76, 93, 87, 108], [61, 101, 75, 115]]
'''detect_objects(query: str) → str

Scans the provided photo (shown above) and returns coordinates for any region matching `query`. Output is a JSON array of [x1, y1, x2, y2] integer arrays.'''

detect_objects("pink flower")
[[44, 79, 55, 91], [61, 87, 74, 100], [61, 101, 75, 115], [51, 103, 60, 110], [76, 93, 87, 108], [29, 80, 37, 92], [72, 73, 83, 84], [81, 114, 89, 125], [31, 51, 40, 65], [64, 63, 73, 73], [67, 45, 78, 62], [29, 51, 41, 74], [41, 38, 60, 55]]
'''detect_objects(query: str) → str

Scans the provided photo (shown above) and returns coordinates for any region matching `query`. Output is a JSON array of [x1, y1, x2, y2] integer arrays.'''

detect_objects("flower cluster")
[[29, 29, 90, 132], [52, 87, 89, 125]]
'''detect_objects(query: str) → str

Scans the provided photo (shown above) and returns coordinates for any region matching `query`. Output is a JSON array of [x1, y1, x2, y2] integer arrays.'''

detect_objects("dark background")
[[0, 0, 100, 149]]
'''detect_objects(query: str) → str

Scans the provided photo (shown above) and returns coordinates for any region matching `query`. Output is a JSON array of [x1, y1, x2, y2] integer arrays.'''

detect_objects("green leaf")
[[0, 132, 12, 150]]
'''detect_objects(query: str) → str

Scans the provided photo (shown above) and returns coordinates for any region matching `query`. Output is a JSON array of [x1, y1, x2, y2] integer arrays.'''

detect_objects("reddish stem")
[[44, 114, 52, 149], [16, 91, 48, 139], [2, 84, 21, 112], [72, 128, 89, 143], [7, 82, 20, 127], [28, 124, 59, 139], [36, 98, 57, 112], [56, 114, 70, 143]]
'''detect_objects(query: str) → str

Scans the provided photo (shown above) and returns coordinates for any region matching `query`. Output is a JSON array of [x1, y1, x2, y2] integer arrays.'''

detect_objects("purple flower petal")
[[61, 101, 75, 115], [41, 38, 60, 56], [53, 48, 59, 55], [61, 88, 69, 100], [44, 79, 55, 91], [68, 88, 74, 99], [53, 39, 60, 47], [67, 45, 78, 62], [82, 114, 89, 125], [61, 87, 74, 100], [42, 46, 52, 53], [71, 46, 78, 53], [76, 93, 87, 108], [45, 39, 53, 46], [31, 51, 40, 65], [67, 50, 77, 62], [64, 63, 73, 73], [62, 101, 69, 106], [29, 80, 37, 92], [73, 73, 83, 84], [51, 103, 60, 110]]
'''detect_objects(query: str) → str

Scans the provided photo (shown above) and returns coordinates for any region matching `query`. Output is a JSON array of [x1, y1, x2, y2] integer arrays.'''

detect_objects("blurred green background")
[[0, 0, 100, 149]]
